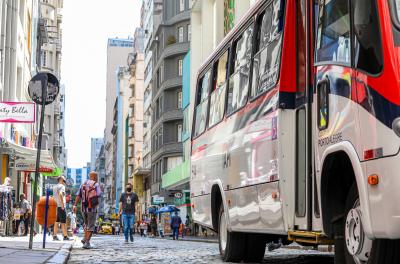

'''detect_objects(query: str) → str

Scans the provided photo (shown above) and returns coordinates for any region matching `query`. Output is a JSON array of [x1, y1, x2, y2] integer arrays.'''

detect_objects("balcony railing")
[[161, 160, 190, 189]]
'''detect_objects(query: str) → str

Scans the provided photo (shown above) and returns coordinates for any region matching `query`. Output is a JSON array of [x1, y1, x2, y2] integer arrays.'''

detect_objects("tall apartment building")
[[104, 38, 133, 213], [90, 138, 102, 171], [129, 28, 145, 219], [0, 1, 63, 215], [142, 0, 163, 212], [59, 84, 67, 173], [40, 0, 64, 171], [150, 0, 191, 204], [95, 142, 106, 217]]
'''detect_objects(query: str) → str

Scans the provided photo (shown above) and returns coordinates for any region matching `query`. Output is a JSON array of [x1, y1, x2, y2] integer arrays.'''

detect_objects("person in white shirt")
[[53, 176, 69, 241]]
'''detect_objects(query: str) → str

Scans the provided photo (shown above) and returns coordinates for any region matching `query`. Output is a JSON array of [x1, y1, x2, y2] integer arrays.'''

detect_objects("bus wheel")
[[218, 206, 244, 262], [343, 184, 372, 264], [243, 233, 267, 263]]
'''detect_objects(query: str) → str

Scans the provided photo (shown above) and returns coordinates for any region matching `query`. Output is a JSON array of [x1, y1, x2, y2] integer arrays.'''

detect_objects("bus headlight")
[[392, 118, 400, 137]]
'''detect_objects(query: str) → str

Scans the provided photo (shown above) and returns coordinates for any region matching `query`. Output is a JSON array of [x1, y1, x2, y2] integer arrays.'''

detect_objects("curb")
[[153, 236, 218, 244], [45, 243, 73, 264]]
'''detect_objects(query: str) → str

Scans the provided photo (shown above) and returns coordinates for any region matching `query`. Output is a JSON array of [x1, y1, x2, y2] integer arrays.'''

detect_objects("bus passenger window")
[[193, 70, 211, 137], [227, 24, 253, 115], [208, 50, 229, 127], [251, 0, 283, 98], [316, 0, 350, 64], [352, 0, 383, 75]]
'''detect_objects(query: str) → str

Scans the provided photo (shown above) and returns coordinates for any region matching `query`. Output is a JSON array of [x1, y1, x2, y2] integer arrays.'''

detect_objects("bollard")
[[43, 188, 50, 249]]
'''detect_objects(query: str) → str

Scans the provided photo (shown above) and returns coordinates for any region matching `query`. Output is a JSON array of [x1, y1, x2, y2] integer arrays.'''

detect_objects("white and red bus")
[[190, 0, 400, 263]]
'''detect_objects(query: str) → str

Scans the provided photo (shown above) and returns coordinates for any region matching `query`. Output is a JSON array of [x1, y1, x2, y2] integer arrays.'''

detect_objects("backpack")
[[81, 180, 99, 209]]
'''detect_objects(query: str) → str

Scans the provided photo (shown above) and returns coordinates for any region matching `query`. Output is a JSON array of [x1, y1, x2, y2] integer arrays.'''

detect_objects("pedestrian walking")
[[170, 211, 182, 240], [15, 194, 31, 236], [140, 221, 146, 237], [118, 183, 139, 243], [150, 215, 157, 237], [115, 224, 120, 235], [158, 219, 164, 237], [73, 171, 102, 249], [53, 176, 69, 241], [185, 215, 191, 236]]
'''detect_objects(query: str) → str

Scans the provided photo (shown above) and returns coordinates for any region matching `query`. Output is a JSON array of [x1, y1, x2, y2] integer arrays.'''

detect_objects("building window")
[[178, 59, 183, 76], [178, 27, 184, 43], [177, 91, 182, 109], [179, 0, 185, 12], [188, 24, 191, 41], [42, 51, 47, 67], [49, 51, 53, 69], [177, 124, 183, 142]]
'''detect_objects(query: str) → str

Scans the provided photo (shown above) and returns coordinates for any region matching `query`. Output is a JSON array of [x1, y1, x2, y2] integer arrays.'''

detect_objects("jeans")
[[122, 214, 135, 241], [172, 226, 179, 240]]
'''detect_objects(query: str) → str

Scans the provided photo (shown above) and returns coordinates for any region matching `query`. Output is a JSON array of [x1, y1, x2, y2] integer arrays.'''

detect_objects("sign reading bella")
[[0, 102, 35, 123]]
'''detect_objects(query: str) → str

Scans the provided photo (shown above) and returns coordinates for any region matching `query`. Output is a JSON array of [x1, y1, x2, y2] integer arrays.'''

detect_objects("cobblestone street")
[[68, 235, 333, 264]]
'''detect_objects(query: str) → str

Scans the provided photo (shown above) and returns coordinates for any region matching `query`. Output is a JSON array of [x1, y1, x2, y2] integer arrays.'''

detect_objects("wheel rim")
[[345, 201, 372, 264], [219, 210, 227, 252]]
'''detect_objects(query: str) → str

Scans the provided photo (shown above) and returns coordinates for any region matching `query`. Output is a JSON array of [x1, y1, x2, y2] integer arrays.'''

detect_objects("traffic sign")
[[174, 192, 183, 199], [28, 72, 59, 105]]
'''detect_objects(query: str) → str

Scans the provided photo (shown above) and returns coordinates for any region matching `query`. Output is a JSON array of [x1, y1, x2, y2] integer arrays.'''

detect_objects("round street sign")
[[174, 192, 183, 199], [28, 72, 60, 105]]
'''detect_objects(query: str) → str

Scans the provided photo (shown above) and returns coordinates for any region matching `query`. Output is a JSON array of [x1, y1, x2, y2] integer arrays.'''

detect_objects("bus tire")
[[243, 233, 267, 263], [368, 239, 400, 264], [342, 184, 372, 264], [218, 206, 244, 262]]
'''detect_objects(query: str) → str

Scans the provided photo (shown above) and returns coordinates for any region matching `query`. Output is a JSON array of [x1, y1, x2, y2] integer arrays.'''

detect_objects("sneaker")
[[53, 236, 60, 241], [130, 235, 134, 242], [82, 243, 92, 249], [63, 236, 70, 241], [124, 239, 129, 243]]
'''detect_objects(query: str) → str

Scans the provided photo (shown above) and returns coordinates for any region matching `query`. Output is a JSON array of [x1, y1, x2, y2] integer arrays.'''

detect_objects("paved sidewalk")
[[0, 235, 76, 264]]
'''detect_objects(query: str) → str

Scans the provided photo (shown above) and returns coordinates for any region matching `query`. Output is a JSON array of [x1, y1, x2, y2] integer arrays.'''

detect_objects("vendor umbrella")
[[157, 205, 180, 214]]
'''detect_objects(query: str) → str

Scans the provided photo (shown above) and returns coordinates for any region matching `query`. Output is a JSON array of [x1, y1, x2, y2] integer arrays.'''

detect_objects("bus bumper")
[[366, 152, 400, 239]]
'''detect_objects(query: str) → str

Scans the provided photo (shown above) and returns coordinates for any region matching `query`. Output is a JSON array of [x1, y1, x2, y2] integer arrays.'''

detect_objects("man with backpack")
[[73, 171, 101, 249], [118, 183, 139, 243]]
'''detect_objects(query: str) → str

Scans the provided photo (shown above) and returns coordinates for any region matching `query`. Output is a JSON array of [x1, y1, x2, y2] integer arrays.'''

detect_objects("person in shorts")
[[73, 171, 101, 249], [53, 176, 69, 241]]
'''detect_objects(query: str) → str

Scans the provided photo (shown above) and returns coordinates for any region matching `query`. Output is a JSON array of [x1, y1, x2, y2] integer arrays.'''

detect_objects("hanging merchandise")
[[0, 185, 13, 236]]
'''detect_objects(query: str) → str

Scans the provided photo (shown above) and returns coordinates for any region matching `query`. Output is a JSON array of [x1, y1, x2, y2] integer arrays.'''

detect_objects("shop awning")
[[6, 140, 57, 172]]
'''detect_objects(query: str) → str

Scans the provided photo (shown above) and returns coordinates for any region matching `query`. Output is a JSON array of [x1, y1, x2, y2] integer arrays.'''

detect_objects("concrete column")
[[189, 9, 201, 132], [200, 0, 214, 62], [213, 0, 224, 48], [235, 0, 250, 25]]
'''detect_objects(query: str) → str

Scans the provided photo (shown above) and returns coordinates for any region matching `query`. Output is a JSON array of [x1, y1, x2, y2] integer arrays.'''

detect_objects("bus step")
[[287, 230, 334, 245]]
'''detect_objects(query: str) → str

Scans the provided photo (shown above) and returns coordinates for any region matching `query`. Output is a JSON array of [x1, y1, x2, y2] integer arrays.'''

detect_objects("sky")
[[61, 0, 142, 168]]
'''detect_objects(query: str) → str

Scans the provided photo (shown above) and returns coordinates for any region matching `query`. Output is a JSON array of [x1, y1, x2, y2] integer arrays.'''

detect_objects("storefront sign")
[[152, 196, 165, 204], [174, 192, 183, 199], [0, 102, 35, 123], [15, 161, 53, 172]]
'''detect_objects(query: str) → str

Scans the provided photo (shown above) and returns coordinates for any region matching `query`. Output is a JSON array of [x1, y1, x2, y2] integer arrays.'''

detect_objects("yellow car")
[[98, 223, 112, 235]]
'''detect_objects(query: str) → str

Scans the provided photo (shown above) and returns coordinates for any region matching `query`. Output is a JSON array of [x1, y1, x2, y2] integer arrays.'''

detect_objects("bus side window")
[[227, 23, 253, 115], [251, 0, 283, 98], [208, 50, 229, 128], [193, 70, 211, 138]]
